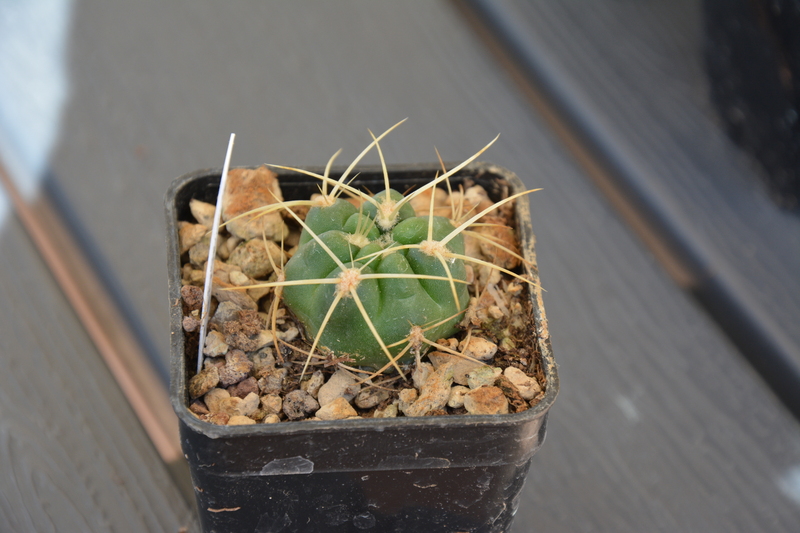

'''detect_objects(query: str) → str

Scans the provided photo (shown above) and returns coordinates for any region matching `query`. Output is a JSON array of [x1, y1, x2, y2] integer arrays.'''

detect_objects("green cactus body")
[[282, 191, 469, 368]]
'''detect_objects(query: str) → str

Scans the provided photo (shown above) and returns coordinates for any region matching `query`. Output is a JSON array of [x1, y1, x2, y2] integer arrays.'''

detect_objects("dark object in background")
[[704, 0, 800, 210]]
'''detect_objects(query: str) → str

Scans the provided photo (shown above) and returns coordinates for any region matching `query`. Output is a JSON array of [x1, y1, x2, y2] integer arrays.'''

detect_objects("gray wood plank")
[[17, 0, 800, 530], [465, 0, 800, 414], [0, 216, 197, 532]]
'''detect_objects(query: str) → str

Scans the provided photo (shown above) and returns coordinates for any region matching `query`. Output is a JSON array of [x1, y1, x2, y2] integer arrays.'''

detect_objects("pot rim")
[[166, 162, 559, 439]]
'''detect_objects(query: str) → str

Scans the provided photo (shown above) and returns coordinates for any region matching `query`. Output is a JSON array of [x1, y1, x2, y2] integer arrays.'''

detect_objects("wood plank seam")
[[0, 155, 183, 465]]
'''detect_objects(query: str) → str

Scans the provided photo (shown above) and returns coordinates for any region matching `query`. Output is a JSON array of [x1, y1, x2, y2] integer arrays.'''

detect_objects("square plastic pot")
[[166, 162, 559, 533]]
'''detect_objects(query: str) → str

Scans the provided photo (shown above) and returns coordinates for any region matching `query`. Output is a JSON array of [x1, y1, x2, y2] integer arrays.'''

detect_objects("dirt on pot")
[[178, 166, 546, 425]]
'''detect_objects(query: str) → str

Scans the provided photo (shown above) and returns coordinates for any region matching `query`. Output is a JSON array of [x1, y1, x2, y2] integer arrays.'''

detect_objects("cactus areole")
[[282, 190, 469, 368]]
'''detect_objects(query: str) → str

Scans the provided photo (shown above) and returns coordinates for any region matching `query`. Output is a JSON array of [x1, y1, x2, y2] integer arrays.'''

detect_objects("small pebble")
[[428, 351, 482, 386], [447, 385, 470, 409], [178, 222, 207, 254], [315, 397, 358, 421], [180, 285, 203, 312], [203, 330, 229, 357], [218, 350, 253, 387], [228, 239, 284, 279], [412, 362, 433, 389], [283, 389, 320, 420], [189, 199, 216, 228], [373, 404, 398, 418], [301, 370, 325, 398], [318, 369, 361, 407], [404, 363, 454, 417], [262, 414, 281, 424], [355, 387, 390, 410], [204, 388, 230, 413], [188, 365, 219, 399], [210, 301, 243, 328], [229, 270, 251, 287], [467, 366, 502, 390], [211, 281, 258, 311], [258, 367, 288, 395], [228, 415, 256, 426], [236, 392, 260, 417], [228, 377, 259, 399], [182, 315, 200, 333], [397, 388, 419, 416], [204, 412, 230, 425], [189, 399, 209, 416], [459, 336, 498, 361], [188, 237, 213, 268], [464, 386, 509, 415], [216, 396, 244, 416], [260, 394, 282, 415], [503, 367, 542, 400], [222, 166, 289, 241], [252, 350, 277, 378]]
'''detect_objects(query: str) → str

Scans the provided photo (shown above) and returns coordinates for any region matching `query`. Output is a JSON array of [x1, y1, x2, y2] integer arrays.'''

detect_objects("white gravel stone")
[[412, 362, 434, 389], [459, 336, 498, 361], [203, 330, 229, 357], [503, 367, 542, 400], [317, 369, 361, 406], [447, 385, 470, 409]]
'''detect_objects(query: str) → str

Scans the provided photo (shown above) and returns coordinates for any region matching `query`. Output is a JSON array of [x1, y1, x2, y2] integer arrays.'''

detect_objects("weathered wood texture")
[[5, 0, 799, 531], [0, 217, 197, 532], [466, 0, 800, 414]]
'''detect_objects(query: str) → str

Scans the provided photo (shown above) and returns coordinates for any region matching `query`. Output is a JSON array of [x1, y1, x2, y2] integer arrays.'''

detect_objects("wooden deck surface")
[[1, 1, 799, 531]]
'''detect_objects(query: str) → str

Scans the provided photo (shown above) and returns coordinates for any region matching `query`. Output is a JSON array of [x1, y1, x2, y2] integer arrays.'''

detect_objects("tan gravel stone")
[[260, 394, 282, 415], [188, 365, 219, 399], [228, 415, 256, 426], [179, 222, 208, 254], [404, 363, 455, 417], [222, 166, 288, 241], [315, 396, 358, 421], [464, 386, 509, 415]]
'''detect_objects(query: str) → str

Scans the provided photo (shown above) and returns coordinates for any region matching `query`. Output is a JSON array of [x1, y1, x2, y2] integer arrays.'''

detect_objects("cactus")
[[281, 187, 471, 369], [225, 120, 537, 375]]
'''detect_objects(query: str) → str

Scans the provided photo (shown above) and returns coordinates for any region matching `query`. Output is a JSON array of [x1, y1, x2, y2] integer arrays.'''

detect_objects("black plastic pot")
[[166, 162, 559, 533]]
